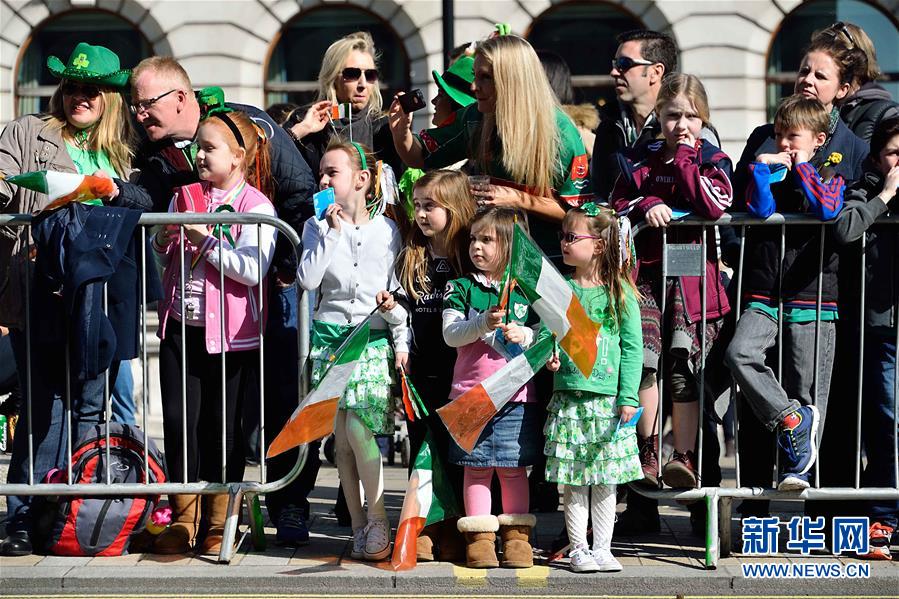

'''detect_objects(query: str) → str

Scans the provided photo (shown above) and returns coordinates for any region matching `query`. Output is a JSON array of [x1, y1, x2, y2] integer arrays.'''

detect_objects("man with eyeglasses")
[[591, 30, 677, 203], [128, 56, 319, 548]]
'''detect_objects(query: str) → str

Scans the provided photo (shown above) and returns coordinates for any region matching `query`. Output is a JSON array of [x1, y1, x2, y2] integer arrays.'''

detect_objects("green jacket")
[[552, 281, 642, 407]]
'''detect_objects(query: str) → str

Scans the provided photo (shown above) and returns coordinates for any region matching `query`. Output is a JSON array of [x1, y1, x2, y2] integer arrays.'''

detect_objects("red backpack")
[[37, 423, 167, 556]]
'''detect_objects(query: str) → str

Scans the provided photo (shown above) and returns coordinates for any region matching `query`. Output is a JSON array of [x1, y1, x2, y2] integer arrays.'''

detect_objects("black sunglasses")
[[828, 21, 856, 48], [61, 82, 101, 98], [611, 56, 655, 73], [341, 67, 379, 83]]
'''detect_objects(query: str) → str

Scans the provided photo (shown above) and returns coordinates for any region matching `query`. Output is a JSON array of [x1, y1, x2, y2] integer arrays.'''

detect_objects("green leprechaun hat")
[[46, 42, 131, 88], [432, 55, 476, 109]]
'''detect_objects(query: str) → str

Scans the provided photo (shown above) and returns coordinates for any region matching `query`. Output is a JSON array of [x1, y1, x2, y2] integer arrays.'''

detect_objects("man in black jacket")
[[592, 30, 676, 202], [129, 57, 320, 547]]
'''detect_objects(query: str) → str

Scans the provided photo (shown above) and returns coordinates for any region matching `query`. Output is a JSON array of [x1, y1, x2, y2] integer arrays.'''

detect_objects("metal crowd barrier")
[[629, 212, 899, 569], [0, 212, 310, 563]]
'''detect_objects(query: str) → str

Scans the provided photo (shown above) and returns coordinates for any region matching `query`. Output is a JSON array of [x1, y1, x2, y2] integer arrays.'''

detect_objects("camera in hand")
[[399, 89, 426, 113]]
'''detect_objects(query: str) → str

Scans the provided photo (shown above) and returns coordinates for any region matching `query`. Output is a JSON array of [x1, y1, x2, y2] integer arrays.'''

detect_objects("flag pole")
[[327, 286, 401, 362]]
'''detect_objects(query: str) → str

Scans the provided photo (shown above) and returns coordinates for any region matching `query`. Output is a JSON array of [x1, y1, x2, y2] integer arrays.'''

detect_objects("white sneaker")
[[592, 548, 623, 572], [350, 526, 366, 559], [568, 543, 600, 573], [363, 519, 391, 561]]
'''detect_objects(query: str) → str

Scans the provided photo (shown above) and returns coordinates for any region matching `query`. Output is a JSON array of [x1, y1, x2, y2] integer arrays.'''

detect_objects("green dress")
[[544, 282, 643, 486], [310, 321, 395, 435]]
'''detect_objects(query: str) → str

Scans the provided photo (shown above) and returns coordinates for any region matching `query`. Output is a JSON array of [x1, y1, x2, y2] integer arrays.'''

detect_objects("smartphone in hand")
[[399, 89, 426, 113]]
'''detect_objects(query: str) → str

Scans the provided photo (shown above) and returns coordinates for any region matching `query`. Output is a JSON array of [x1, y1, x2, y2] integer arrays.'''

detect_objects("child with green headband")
[[297, 139, 409, 562]]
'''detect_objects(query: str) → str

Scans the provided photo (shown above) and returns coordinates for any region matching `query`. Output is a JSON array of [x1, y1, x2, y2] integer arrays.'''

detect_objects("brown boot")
[[416, 523, 439, 561], [154, 495, 200, 554], [457, 515, 499, 568], [199, 494, 232, 556], [636, 434, 659, 487], [437, 518, 466, 563], [497, 513, 536, 568]]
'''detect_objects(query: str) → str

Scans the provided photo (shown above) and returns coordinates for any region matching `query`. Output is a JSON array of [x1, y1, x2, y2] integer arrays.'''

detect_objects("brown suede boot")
[[154, 495, 200, 554], [457, 515, 499, 568], [199, 494, 232, 556], [437, 518, 466, 563], [416, 523, 439, 561], [497, 513, 536, 568]]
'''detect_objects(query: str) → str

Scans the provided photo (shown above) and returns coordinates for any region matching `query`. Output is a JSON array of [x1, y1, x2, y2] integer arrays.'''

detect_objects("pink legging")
[[463, 466, 529, 516]]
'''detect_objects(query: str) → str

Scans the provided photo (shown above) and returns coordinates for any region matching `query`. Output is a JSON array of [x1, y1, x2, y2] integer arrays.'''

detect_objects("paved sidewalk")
[[2, 453, 897, 597]]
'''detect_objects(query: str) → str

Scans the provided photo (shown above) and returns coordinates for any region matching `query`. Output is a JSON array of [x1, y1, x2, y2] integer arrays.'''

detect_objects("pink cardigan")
[[155, 182, 273, 353]]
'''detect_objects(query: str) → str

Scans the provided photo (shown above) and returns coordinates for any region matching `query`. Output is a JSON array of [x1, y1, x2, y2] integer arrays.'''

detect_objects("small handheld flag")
[[5, 170, 115, 211]]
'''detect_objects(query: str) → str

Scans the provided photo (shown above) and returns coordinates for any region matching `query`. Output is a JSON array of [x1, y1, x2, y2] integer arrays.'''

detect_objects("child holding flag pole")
[[543, 203, 644, 572], [297, 140, 409, 562]]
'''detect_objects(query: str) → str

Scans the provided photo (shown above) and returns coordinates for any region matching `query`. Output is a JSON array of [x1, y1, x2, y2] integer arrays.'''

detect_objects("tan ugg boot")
[[199, 494, 232, 556], [457, 515, 499, 568], [154, 495, 200, 554], [437, 518, 466, 563], [417, 523, 439, 561], [497, 513, 536, 568]]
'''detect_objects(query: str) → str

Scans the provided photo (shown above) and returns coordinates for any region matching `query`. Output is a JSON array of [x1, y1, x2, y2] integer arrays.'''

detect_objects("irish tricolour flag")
[[510, 223, 600, 378], [391, 432, 460, 571], [438, 334, 554, 453], [267, 323, 370, 458], [4, 170, 115, 210]]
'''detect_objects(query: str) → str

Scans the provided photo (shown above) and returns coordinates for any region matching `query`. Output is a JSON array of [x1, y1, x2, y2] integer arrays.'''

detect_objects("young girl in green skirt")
[[545, 203, 643, 573], [297, 140, 409, 561]]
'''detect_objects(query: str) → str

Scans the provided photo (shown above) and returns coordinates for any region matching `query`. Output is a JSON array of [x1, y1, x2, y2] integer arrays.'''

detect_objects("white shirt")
[[297, 214, 409, 353]]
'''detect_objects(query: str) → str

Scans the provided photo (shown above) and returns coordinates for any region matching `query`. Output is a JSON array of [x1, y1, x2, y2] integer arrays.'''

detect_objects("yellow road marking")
[[452, 563, 488, 586], [516, 564, 550, 587]]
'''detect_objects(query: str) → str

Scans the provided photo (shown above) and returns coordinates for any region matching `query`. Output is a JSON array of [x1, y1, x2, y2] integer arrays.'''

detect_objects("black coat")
[[590, 101, 661, 202]]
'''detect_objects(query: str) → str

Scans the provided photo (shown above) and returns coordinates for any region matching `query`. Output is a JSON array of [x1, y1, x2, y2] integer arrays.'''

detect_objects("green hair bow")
[[581, 202, 601, 217]]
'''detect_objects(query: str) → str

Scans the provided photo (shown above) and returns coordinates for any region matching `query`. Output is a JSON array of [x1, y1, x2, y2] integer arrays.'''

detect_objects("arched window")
[[15, 10, 150, 116], [265, 6, 410, 110], [767, 0, 899, 118], [526, 1, 645, 109]]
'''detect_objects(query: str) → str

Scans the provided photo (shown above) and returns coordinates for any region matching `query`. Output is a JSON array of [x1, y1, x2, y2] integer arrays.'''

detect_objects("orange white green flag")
[[391, 431, 461, 571], [438, 333, 554, 453], [267, 322, 370, 458], [3, 170, 115, 210], [510, 223, 600, 378]]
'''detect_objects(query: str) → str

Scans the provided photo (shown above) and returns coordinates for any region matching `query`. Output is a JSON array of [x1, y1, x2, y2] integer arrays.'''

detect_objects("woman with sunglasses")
[[0, 42, 150, 557], [284, 32, 401, 177], [810, 22, 899, 143]]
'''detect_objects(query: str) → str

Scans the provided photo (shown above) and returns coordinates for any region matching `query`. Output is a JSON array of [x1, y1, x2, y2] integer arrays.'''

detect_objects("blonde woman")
[[389, 34, 592, 262], [285, 31, 401, 175], [0, 42, 150, 557]]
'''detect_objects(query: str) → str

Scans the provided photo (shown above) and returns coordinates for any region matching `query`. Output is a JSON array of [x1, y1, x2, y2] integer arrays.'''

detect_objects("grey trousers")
[[724, 308, 836, 434]]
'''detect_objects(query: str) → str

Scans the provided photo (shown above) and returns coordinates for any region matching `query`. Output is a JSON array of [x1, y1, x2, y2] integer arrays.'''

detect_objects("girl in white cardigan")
[[297, 140, 409, 561]]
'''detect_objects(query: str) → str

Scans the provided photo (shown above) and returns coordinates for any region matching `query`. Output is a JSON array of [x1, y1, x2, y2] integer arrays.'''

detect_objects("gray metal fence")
[[0, 211, 311, 563], [630, 212, 899, 568]]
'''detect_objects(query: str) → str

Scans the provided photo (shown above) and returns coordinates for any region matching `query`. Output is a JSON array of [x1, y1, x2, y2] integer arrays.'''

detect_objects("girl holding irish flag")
[[543, 203, 644, 573], [297, 140, 409, 562]]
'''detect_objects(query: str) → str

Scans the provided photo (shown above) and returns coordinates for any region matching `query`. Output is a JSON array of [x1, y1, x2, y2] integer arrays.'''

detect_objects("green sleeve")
[[554, 110, 593, 207], [416, 105, 475, 169], [616, 287, 643, 407], [442, 277, 470, 313]]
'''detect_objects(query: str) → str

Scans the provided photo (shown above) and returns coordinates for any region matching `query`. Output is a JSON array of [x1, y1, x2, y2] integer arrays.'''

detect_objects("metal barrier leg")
[[705, 490, 719, 569], [719, 496, 733, 558], [217, 488, 243, 563]]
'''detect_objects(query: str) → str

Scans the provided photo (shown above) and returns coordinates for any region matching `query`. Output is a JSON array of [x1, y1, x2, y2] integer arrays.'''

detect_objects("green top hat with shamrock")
[[432, 55, 476, 109], [46, 42, 131, 88]]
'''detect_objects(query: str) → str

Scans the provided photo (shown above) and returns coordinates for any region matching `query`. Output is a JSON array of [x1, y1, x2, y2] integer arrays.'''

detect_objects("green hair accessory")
[[581, 202, 601, 217], [197, 86, 233, 119], [350, 142, 368, 170], [494, 23, 511, 36], [397, 168, 426, 222]]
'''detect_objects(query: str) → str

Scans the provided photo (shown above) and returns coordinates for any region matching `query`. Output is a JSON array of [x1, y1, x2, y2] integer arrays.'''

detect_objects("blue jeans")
[[861, 333, 898, 528], [5, 330, 112, 534], [110, 360, 136, 426], [263, 285, 321, 523]]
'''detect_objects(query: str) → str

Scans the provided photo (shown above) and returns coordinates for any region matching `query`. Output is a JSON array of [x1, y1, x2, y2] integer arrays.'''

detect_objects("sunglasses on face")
[[341, 67, 379, 83], [61, 82, 101, 98], [129, 89, 179, 115], [611, 56, 655, 73], [558, 231, 601, 244]]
